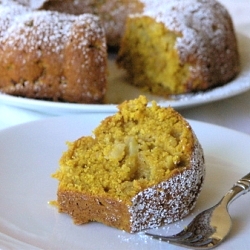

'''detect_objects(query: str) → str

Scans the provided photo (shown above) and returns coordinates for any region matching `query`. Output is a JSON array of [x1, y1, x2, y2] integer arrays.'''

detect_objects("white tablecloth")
[[1, 0, 250, 134]]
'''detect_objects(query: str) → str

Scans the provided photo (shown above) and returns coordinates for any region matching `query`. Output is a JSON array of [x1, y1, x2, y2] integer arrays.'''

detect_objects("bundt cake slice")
[[52, 96, 205, 233]]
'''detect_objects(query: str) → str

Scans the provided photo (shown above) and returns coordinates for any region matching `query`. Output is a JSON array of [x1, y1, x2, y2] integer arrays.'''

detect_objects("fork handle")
[[220, 172, 250, 208]]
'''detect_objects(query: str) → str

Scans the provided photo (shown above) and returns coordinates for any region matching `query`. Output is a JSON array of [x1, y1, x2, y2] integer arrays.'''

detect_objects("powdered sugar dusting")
[[129, 0, 239, 87], [128, 133, 205, 233], [141, 0, 233, 61], [0, 5, 105, 54]]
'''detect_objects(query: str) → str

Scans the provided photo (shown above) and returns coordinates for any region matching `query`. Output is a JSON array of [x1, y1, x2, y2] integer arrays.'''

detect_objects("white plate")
[[0, 33, 249, 115], [0, 114, 250, 250]]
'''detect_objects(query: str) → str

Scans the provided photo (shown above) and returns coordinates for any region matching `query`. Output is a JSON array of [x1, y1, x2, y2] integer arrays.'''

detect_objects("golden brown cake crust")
[[0, 3, 107, 103], [57, 191, 132, 231], [53, 96, 205, 233]]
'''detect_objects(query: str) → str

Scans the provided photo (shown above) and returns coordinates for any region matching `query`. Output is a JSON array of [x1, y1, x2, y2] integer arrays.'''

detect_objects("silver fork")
[[145, 172, 250, 249]]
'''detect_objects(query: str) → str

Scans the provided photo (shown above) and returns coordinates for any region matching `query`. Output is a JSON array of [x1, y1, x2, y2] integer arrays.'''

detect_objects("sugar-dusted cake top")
[[0, 4, 105, 54], [133, 0, 237, 64]]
